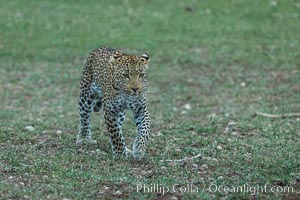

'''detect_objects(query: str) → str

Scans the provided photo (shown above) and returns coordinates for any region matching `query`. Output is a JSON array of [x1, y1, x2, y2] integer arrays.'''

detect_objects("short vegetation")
[[0, 0, 299, 199]]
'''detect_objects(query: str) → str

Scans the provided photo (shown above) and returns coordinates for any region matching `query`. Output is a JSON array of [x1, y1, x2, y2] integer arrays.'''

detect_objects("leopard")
[[76, 46, 151, 160]]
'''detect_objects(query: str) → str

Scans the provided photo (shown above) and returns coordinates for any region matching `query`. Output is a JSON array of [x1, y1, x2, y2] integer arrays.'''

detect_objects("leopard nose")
[[131, 87, 138, 92]]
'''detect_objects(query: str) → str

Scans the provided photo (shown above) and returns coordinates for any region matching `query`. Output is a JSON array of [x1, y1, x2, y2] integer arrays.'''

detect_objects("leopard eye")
[[123, 73, 130, 79], [139, 73, 145, 78]]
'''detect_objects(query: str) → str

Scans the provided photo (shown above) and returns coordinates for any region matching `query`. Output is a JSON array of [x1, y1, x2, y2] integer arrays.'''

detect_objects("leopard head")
[[110, 51, 150, 96]]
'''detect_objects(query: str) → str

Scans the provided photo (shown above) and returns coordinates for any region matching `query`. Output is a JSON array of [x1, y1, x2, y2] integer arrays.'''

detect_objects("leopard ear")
[[140, 53, 150, 64], [110, 51, 123, 64]]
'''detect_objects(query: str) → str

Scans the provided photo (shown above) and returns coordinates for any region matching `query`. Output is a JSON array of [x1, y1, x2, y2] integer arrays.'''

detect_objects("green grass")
[[1, 0, 300, 199]]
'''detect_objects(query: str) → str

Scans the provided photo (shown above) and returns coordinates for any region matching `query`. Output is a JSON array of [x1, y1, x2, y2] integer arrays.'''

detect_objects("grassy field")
[[1, 0, 300, 199]]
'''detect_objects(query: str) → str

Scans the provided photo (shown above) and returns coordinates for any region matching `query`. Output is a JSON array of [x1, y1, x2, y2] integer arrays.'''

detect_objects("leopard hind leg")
[[93, 99, 102, 112], [77, 83, 102, 144]]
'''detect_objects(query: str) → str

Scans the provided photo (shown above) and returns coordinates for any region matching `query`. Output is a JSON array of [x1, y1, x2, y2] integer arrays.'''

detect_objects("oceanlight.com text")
[[136, 183, 296, 196]]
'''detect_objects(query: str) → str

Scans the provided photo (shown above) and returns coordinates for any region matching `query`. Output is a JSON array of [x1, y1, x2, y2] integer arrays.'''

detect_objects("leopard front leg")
[[131, 101, 151, 160], [104, 108, 128, 158]]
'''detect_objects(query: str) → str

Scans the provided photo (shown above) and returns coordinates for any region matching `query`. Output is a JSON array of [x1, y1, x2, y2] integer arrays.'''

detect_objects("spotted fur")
[[76, 47, 151, 160]]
